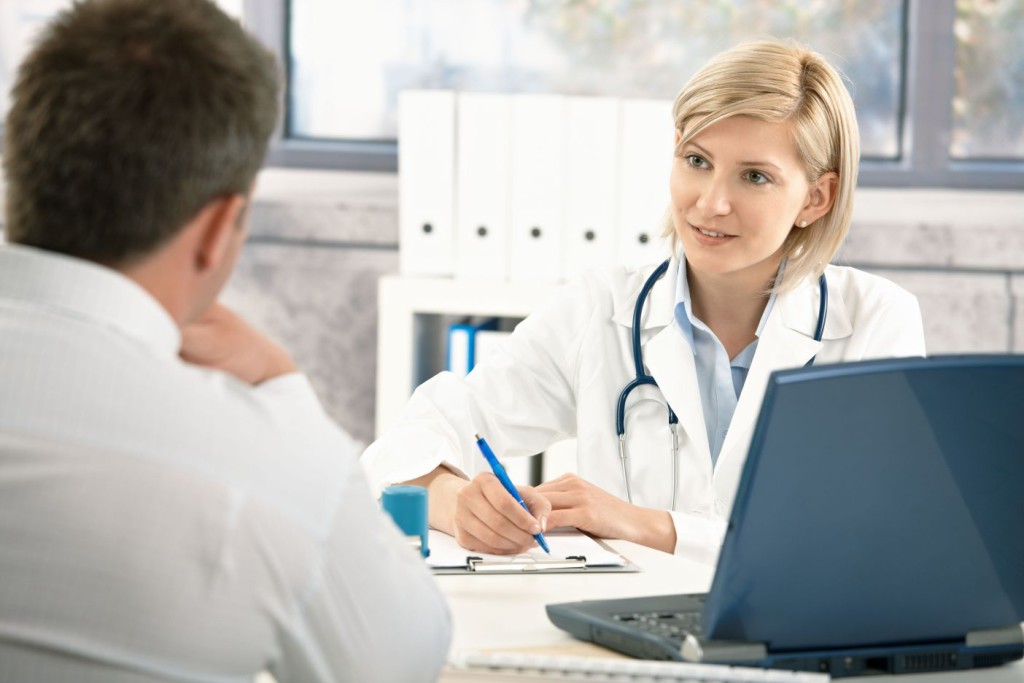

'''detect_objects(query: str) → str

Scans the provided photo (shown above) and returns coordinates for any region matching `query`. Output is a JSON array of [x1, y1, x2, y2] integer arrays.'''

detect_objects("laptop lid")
[[703, 355, 1024, 651]]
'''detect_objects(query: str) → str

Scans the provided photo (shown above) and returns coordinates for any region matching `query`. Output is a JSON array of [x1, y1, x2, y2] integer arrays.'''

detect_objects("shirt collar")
[[672, 248, 781, 356], [0, 243, 182, 358], [672, 256, 698, 354]]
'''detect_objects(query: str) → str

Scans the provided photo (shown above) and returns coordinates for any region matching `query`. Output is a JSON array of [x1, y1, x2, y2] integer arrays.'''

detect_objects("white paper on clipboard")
[[427, 528, 638, 574]]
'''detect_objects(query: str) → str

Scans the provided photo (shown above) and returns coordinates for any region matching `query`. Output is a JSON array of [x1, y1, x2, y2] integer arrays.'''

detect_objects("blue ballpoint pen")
[[474, 434, 551, 554]]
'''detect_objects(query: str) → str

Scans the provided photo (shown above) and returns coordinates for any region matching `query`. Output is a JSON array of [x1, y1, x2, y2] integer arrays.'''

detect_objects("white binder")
[[398, 90, 456, 276], [616, 99, 674, 268], [563, 96, 620, 281], [455, 93, 511, 281], [508, 94, 566, 283]]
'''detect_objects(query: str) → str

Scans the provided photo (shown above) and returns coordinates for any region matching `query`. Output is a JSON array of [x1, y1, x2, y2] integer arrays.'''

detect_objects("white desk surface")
[[437, 539, 1024, 683]]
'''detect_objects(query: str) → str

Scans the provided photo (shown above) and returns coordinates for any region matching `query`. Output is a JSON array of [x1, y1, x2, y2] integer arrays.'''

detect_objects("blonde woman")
[[363, 40, 925, 565]]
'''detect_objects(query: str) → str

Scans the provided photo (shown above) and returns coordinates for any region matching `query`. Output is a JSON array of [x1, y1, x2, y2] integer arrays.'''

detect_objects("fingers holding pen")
[[519, 485, 552, 533], [454, 509, 532, 555], [452, 473, 551, 554], [475, 473, 547, 536]]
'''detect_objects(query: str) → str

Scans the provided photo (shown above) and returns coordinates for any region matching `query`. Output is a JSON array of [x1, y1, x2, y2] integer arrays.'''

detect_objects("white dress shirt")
[[0, 244, 450, 683]]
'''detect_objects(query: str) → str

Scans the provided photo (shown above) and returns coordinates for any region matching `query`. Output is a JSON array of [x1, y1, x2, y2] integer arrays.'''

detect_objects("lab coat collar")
[[778, 268, 853, 341], [610, 255, 712, 462], [609, 260, 856, 475], [611, 256, 678, 331]]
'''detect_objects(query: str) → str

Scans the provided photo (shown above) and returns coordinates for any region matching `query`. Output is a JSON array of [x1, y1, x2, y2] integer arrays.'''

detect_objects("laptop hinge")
[[965, 625, 1024, 648], [681, 634, 767, 663]]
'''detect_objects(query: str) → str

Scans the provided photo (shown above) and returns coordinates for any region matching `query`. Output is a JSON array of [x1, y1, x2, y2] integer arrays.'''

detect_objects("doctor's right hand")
[[450, 473, 552, 555]]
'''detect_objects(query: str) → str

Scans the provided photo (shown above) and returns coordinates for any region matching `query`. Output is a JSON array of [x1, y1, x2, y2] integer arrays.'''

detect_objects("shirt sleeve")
[[269, 461, 451, 683], [861, 290, 927, 359], [361, 279, 593, 496], [252, 373, 332, 424]]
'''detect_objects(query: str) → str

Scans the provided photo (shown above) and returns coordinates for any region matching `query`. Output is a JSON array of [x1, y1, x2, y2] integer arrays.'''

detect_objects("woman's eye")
[[745, 170, 769, 185], [686, 154, 709, 169]]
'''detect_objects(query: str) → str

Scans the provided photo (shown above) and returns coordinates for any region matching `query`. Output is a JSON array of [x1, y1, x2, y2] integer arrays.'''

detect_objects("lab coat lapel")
[[714, 272, 852, 504], [644, 325, 712, 462], [615, 257, 712, 462]]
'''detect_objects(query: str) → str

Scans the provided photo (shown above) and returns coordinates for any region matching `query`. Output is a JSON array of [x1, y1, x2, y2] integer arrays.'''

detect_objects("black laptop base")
[[546, 594, 1024, 678]]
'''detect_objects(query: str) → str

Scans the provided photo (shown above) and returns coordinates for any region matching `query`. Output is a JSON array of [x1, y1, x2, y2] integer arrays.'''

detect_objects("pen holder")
[[381, 485, 430, 558]]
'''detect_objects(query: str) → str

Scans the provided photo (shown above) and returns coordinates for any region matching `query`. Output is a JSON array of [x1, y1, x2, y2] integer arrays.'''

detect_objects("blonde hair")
[[661, 40, 860, 291]]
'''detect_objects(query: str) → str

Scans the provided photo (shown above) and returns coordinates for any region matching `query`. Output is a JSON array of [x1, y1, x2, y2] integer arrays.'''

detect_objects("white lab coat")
[[362, 256, 926, 565]]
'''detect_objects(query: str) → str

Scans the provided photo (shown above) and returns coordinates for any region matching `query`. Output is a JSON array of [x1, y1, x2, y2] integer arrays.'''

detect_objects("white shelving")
[[374, 275, 555, 437]]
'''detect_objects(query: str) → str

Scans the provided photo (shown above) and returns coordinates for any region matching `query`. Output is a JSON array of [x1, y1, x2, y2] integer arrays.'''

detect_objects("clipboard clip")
[[465, 555, 588, 573]]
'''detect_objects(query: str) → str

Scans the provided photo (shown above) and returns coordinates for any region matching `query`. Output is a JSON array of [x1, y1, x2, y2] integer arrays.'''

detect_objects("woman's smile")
[[689, 222, 736, 244]]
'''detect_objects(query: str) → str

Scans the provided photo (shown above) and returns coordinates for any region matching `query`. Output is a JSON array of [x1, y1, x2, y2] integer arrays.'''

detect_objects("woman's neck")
[[687, 257, 781, 359]]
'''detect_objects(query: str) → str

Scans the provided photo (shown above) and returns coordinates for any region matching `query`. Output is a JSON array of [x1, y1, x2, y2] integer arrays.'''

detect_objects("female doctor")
[[362, 40, 926, 565]]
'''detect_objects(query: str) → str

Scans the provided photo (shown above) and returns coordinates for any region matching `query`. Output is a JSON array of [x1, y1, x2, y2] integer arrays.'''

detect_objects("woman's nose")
[[695, 175, 731, 217]]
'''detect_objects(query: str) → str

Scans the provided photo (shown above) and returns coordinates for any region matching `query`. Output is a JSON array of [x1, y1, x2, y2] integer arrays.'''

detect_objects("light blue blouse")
[[673, 256, 778, 466]]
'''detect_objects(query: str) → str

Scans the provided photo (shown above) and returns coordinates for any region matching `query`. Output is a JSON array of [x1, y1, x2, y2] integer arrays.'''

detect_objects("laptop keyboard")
[[613, 608, 705, 644]]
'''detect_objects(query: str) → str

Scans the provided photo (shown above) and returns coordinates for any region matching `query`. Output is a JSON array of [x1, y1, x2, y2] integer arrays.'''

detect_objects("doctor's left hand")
[[536, 474, 676, 554]]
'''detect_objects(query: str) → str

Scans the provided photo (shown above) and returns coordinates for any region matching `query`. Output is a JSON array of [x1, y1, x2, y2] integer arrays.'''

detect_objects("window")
[[288, 0, 904, 158], [0, 0, 243, 127], [275, 0, 1024, 187], [0, 0, 68, 121], [951, 0, 1024, 160], [3, 0, 1022, 188]]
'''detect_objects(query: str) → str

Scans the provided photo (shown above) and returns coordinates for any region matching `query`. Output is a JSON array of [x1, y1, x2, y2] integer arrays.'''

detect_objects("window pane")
[[0, 0, 72, 122], [289, 0, 904, 158], [951, 0, 1024, 160]]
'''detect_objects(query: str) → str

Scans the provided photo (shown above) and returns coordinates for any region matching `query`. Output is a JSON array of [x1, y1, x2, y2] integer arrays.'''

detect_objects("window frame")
[[33, 0, 1015, 188]]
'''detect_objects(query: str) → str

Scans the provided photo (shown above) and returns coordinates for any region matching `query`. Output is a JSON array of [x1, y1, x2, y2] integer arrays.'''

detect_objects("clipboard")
[[427, 528, 640, 575]]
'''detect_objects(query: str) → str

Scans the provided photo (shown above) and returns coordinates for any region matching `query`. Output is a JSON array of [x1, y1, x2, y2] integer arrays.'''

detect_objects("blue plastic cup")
[[381, 484, 430, 558]]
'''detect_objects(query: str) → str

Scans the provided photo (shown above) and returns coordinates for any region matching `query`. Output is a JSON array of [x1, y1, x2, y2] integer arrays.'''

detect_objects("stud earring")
[[798, 220, 808, 228]]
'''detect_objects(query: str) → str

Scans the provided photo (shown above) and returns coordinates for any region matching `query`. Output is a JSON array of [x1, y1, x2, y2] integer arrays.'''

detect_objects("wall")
[[238, 171, 1024, 447], [3, 170, 1022, 445]]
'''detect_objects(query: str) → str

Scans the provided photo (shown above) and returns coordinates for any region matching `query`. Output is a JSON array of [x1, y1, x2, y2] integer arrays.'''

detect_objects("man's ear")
[[194, 194, 247, 272]]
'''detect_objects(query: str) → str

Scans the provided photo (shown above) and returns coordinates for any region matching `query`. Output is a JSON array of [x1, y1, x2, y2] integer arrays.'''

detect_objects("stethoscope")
[[614, 258, 828, 508]]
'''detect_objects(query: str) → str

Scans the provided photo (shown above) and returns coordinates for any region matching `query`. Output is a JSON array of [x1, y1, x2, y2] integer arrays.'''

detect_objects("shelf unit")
[[374, 275, 556, 437]]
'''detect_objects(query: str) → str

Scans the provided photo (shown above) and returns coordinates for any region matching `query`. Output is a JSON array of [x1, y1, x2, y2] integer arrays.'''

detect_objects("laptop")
[[547, 355, 1024, 677]]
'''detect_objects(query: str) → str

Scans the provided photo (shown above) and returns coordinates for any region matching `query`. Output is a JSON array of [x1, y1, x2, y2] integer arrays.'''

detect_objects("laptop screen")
[[703, 355, 1024, 651]]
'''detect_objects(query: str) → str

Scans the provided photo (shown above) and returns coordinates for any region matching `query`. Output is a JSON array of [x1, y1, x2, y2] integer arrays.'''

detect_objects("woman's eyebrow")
[[686, 141, 715, 159], [738, 159, 783, 171], [686, 139, 785, 172]]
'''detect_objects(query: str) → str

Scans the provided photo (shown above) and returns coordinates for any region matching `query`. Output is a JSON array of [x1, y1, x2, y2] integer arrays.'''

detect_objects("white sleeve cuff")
[[360, 425, 471, 499], [668, 510, 728, 567]]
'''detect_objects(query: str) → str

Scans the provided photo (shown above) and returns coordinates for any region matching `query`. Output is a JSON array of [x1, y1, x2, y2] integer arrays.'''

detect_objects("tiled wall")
[[836, 189, 1024, 354]]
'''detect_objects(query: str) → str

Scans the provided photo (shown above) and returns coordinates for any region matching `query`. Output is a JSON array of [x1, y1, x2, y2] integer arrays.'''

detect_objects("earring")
[[798, 220, 808, 228]]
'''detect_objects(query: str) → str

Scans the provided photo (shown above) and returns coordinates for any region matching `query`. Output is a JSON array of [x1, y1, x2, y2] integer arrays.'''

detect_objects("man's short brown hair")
[[3, 0, 280, 265]]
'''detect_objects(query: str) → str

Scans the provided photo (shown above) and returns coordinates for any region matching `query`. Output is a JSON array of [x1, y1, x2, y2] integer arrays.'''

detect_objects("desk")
[[437, 539, 1024, 682]]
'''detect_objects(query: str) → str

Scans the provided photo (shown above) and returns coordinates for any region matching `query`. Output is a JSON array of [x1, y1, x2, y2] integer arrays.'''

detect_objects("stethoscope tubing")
[[614, 258, 828, 508], [615, 259, 678, 437]]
